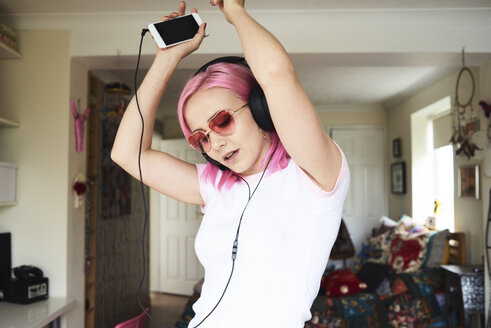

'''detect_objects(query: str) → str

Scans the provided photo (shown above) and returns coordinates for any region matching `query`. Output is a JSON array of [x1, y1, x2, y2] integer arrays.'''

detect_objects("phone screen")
[[154, 15, 200, 46]]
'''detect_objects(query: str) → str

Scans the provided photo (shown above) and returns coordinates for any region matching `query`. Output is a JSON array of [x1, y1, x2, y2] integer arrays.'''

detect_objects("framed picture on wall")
[[458, 165, 480, 199], [393, 138, 402, 158], [391, 162, 406, 194]]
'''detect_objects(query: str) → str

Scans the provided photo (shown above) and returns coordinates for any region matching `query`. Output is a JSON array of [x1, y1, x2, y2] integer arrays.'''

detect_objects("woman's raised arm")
[[212, 0, 342, 192], [111, 2, 207, 205]]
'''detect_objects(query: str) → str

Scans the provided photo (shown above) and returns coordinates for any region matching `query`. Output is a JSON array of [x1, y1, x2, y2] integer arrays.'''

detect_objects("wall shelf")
[[0, 42, 21, 59], [0, 202, 17, 207], [0, 116, 20, 128]]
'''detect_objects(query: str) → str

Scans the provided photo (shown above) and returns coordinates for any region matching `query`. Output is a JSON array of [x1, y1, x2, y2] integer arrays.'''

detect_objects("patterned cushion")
[[423, 229, 449, 268], [373, 216, 398, 237], [389, 231, 428, 273], [321, 270, 368, 297], [367, 231, 392, 264]]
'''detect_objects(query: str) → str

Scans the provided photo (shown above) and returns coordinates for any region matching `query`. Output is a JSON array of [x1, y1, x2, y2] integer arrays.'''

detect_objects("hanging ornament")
[[70, 98, 90, 152], [73, 172, 87, 209], [450, 48, 481, 159]]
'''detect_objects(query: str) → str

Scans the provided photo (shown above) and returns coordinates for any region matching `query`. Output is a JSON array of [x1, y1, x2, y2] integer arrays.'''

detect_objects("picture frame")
[[391, 162, 406, 194], [458, 165, 480, 199], [393, 138, 402, 158]]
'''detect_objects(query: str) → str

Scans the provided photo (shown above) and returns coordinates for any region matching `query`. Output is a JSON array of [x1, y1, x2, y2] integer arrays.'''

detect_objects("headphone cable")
[[191, 139, 279, 327], [134, 28, 171, 328]]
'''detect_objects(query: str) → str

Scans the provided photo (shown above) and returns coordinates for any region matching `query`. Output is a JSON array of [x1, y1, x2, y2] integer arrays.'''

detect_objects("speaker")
[[0, 232, 12, 293]]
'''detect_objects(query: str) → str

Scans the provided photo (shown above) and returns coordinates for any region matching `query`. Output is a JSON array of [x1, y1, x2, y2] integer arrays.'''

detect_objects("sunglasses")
[[187, 103, 249, 152]]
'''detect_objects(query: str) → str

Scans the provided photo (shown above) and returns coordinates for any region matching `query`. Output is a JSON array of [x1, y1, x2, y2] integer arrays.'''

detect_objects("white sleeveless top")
[[188, 149, 349, 328]]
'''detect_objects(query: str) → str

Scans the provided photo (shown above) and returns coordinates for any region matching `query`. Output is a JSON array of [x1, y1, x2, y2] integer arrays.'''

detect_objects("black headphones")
[[192, 56, 275, 170]]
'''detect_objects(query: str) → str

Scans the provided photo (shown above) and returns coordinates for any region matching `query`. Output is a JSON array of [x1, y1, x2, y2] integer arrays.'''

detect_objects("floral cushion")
[[367, 231, 392, 264], [389, 231, 428, 273]]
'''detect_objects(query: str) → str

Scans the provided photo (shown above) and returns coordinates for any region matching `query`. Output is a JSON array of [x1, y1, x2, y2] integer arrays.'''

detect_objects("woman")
[[111, 1, 349, 327]]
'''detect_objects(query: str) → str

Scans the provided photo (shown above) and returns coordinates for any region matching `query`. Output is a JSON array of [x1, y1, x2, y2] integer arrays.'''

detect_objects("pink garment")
[[70, 98, 90, 152]]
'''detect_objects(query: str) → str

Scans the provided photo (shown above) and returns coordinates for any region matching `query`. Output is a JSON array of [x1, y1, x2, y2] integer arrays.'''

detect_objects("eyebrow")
[[191, 110, 222, 133]]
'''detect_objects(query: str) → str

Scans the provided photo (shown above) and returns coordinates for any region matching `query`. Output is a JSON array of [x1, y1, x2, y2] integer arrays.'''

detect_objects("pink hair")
[[177, 62, 290, 190]]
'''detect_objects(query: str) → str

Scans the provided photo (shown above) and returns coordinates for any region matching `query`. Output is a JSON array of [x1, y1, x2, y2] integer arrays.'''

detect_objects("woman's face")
[[184, 87, 272, 176]]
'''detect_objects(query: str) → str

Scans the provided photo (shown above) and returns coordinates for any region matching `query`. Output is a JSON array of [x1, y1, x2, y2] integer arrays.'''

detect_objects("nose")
[[209, 132, 227, 152]]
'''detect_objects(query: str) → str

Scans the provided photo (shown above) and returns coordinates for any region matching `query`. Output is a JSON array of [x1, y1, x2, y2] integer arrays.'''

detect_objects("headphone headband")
[[194, 56, 249, 76]]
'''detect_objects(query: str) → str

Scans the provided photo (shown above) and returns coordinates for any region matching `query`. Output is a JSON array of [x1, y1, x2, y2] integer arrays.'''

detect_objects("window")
[[433, 144, 454, 231], [411, 96, 454, 230]]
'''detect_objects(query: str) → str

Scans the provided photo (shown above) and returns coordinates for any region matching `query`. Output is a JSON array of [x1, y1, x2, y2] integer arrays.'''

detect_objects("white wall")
[[67, 58, 89, 328], [0, 29, 78, 322], [387, 67, 484, 265], [480, 60, 491, 326]]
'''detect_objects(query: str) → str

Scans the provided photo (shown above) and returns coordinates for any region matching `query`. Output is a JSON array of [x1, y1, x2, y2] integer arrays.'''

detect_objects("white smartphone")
[[148, 13, 203, 48]]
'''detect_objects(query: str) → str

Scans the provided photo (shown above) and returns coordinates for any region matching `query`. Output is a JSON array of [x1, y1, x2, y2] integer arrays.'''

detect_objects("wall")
[[480, 60, 491, 325], [67, 58, 89, 328], [387, 67, 484, 265], [0, 30, 71, 296]]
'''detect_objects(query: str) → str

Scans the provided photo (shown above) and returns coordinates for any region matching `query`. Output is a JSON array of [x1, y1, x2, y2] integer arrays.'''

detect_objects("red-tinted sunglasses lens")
[[188, 131, 210, 152], [209, 110, 235, 135]]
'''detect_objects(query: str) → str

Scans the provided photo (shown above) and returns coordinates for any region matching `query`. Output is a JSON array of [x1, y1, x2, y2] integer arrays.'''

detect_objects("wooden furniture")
[[0, 297, 75, 328], [441, 264, 484, 328], [446, 232, 467, 265]]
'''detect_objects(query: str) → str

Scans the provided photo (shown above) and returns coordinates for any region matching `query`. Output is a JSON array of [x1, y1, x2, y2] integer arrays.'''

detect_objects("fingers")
[[177, 1, 186, 16], [160, 1, 189, 22]]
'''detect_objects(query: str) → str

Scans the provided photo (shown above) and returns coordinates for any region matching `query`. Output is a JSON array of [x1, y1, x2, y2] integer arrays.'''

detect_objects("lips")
[[223, 149, 239, 162]]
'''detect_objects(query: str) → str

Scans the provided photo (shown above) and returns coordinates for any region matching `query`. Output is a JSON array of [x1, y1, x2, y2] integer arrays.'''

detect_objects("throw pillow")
[[423, 229, 449, 268], [391, 277, 408, 295], [321, 270, 368, 297], [356, 262, 390, 293], [389, 231, 428, 273], [367, 231, 392, 264], [373, 216, 398, 237]]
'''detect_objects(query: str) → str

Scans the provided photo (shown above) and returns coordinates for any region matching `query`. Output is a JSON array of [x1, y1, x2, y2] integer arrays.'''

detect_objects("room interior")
[[0, 0, 491, 327]]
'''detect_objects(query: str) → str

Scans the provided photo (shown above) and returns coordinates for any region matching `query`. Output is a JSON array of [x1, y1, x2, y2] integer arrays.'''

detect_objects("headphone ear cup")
[[202, 153, 229, 171], [249, 84, 275, 132]]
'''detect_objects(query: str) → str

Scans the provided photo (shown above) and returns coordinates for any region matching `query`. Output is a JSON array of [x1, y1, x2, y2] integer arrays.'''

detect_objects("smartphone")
[[148, 13, 203, 48]]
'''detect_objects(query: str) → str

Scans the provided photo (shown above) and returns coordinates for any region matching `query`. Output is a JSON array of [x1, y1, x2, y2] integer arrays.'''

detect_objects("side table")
[[441, 264, 484, 328]]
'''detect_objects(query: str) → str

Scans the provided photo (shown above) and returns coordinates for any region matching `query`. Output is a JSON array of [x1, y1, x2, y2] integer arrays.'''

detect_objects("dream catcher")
[[450, 48, 482, 159]]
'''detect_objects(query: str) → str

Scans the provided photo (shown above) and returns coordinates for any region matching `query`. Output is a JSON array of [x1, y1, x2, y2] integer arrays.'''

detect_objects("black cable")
[[134, 28, 170, 328]]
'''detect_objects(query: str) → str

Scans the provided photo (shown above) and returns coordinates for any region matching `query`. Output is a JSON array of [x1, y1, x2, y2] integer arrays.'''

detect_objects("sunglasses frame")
[[188, 103, 249, 153]]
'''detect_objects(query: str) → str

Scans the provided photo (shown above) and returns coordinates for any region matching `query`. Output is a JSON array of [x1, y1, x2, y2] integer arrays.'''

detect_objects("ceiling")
[[1, 0, 490, 13], [1, 0, 490, 118]]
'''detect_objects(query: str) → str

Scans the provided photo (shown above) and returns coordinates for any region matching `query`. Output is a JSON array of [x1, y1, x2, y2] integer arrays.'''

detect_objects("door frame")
[[325, 124, 389, 225]]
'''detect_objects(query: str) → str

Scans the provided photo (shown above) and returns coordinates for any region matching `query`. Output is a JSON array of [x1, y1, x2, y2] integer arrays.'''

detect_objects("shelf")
[[0, 42, 21, 59], [0, 202, 17, 207], [0, 117, 20, 128]]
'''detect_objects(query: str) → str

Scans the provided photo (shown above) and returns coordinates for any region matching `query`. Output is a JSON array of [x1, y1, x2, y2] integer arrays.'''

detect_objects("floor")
[[146, 292, 189, 328]]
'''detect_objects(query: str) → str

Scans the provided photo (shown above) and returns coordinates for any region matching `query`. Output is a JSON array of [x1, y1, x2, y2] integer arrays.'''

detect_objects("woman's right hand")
[[154, 1, 207, 61]]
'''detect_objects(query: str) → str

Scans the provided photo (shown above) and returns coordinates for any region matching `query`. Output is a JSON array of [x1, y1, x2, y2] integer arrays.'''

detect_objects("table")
[[0, 297, 75, 328], [441, 264, 484, 328]]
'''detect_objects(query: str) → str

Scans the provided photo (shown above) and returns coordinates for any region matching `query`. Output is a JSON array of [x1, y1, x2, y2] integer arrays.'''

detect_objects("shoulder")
[[288, 146, 350, 211]]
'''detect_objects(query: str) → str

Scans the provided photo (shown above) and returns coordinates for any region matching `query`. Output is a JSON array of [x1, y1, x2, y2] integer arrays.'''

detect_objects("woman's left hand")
[[210, 0, 246, 24]]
